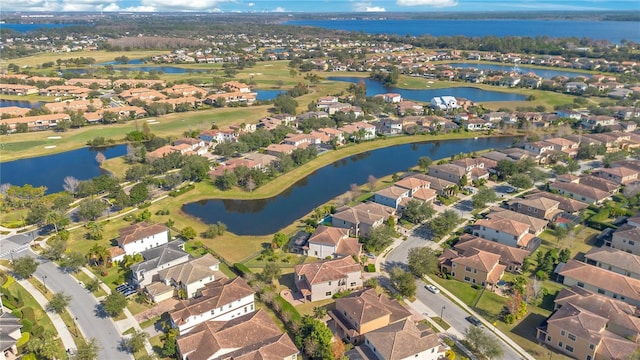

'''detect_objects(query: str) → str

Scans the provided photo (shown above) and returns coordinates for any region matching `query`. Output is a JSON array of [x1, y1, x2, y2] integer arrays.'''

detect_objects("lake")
[[98, 59, 145, 65], [285, 19, 639, 43], [329, 76, 527, 102], [0, 144, 127, 193], [445, 63, 591, 79], [183, 136, 515, 235], [256, 89, 287, 101], [0, 99, 41, 109], [1, 23, 86, 32]]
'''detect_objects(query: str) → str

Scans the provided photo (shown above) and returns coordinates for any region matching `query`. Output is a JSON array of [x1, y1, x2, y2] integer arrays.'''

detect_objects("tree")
[[26, 202, 50, 226], [95, 151, 106, 165], [407, 247, 439, 277], [367, 175, 377, 192], [181, 226, 197, 240], [124, 329, 149, 353], [418, 156, 432, 171], [295, 316, 334, 360], [46, 210, 70, 234], [63, 176, 80, 195], [464, 325, 503, 359], [508, 174, 533, 189], [103, 292, 128, 317], [361, 225, 394, 253], [77, 198, 108, 221], [471, 187, 499, 209], [53, 192, 74, 211], [129, 183, 149, 205], [86, 221, 104, 240], [181, 155, 211, 182], [72, 338, 101, 360], [261, 263, 282, 284], [429, 210, 460, 238], [47, 292, 71, 314], [272, 232, 289, 249], [27, 329, 64, 360], [61, 251, 86, 272], [273, 94, 298, 115], [403, 200, 435, 224], [214, 170, 238, 190], [389, 266, 416, 297], [313, 306, 327, 319], [12, 256, 38, 279]]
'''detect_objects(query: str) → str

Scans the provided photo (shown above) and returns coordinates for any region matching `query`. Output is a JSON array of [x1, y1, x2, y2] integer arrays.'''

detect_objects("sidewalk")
[[17, 278, 78, 352]]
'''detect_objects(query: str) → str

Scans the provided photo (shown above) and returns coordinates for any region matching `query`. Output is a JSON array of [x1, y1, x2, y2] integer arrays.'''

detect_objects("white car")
[[425, 285, 440, 294]]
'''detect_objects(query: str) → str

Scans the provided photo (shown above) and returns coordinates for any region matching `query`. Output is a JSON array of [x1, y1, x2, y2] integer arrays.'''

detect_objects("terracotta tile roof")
[[308, 225, 350, 246], [511, 197, 559, 211], [547, 302, 609, 344], [335, 237, 362, 258], [550, 180, 611, 201], [332, 202, 394, 228], [525, 191, 588, 213], [614, 226, 640, 242], [394, 177, 429, 190], [429, 163, 467, 177], [375, 186, 408, 200], [579, 175, 620, 193], [558, 260, 640, 303], [364, 319, 443, 360], [176, 309, 297, 360], [118, 222, 169, 246], [410, 174, 456, 191], [475, 218, 530, 237], [335, 288, 411, 330], [487, 208, 548, 234], [294, 256, 361, 285], [170, 277, 254, 326], [411, 188, 437, 202], [453, 247, 502, 273], [584, 247, 640, 276], [456, 234, 530, 266]]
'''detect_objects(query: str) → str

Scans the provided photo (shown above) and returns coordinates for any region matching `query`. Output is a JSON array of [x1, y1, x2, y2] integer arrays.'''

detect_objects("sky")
[[3, 0, 640, 14]]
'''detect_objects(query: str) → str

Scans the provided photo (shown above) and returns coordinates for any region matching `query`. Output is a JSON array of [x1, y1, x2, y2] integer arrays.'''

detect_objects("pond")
[[183, 136, 516, 235], [328, 77, 527, 102], [444, 63, 591, 79], [0, 144, 127, 193], [0, 99, 41, 109], [255, 89, 287, 101]]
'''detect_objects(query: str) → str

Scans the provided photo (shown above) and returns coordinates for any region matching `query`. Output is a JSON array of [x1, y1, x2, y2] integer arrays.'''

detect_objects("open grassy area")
[[430, 276, 480, 305], [73, 270, 107, 298], [0, 50, 167, 68]]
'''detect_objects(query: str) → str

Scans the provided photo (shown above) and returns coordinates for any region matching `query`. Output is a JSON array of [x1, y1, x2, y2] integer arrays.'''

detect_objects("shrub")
[[273, 294, 301, 324], [138, 202, 152, 209], [16, 332, 29, 348], [234, 263, 252, 277], [366, 264, 375, 272], [504, 313, 516, 324], [21, 319, 33, 333], [332, 290, 351, 299], [31, 325, 44, 337], [12, 309, 22, 319], [169, 184, 195, 197]]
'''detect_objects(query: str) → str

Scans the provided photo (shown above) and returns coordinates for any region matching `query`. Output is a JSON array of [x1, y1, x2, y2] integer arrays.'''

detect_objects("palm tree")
[[88, 244, 110, 266], [86, 221, 104, 240]]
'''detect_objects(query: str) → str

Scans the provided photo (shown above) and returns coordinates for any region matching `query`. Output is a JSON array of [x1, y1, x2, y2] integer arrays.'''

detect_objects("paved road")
[[385, 228, 526, 360], [0, 228, 42, 259], [11, 250, 131, 360]]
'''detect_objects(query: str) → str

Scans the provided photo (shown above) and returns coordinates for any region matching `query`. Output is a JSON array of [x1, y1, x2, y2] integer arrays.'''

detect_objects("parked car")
[[425, 285, 440, 294], [505, 186, 516, 193], [465, 316, 482, 326]]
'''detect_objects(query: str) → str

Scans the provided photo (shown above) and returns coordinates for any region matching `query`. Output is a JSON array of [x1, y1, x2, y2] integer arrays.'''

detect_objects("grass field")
[[0, 50, 167, 68]]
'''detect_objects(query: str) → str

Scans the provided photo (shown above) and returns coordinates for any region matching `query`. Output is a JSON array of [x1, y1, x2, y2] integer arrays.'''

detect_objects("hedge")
[[274, 294, 302, 323], [169, 184, 195, 197], [16, 332, 29, 348], [233, 263, 252, 276], [365, 264, 375, 272], [21, 319, 33, 333]]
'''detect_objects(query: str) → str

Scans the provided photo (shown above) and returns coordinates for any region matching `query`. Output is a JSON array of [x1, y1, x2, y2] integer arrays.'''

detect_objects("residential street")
[[6, 248, 131, 360]]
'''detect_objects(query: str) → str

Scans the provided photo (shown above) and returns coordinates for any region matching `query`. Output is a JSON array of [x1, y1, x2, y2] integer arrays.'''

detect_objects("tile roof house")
[[508, 197, 561, 220], [593, 167, 639, 185], [169, 277, 255, 334], [427, 163, 467, 185], [148, 254, 224, 302], [410, 174, 457, 197], [330, 288, 412, 345], [537, 286, 640, 360], [373, 186, 410, 210], [486, 207, 548, 235], [111, 223, 170, 263], [0, 311, 22, 359], [307, 225, 362, 259], [454, 234, 531, 273], [332, 202, 395, 237], [549, 181, 611, 205], [176, 309, 298, 360], [362, 319, 447, 360], [131, 240, 190, 286], [473, 218, 539, 250], [584, 247, 640, 280], [557, 260, 640, 307], [294, 256, 363, 302], [607, 226, 640, 256], [439, 247, 506, 288], [524, 191, 588, 214]]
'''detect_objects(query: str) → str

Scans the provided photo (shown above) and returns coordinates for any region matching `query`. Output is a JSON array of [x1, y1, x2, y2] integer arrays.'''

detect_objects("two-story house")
[[294, 256, 363, 302], [508, 197, 561, 221], [606, 226, 640, 256], [584, 247, 640, 279], [473, 218, 538, 250], [557, 260, 640, 307], [486, 208, 548, 235], [332, 202, 395, 237], [146, 254, 224, 302], [169, 277, 255, 334], [454, 234, 531, 273], [330, 288, 412, 344], [176, 310, 298, 360], [362, 319, 447, 360], [307, 225, 362, 259], [593, 167, 639, 185], [548, 181, 611, 205], [524, 141, 555, 156], [111, 223, 170, 263], [131, 241, 190, 286], [536, 286, 640, 360], [373, 186, 410, 210], [439, 247, 506, 288], [427, 163, 467, 185]]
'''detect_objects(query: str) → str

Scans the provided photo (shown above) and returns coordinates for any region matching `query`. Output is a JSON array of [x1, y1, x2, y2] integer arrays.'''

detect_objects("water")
[[329, 76, 527, 102], [98, 59, 145, 65], [285, 19, 639, 43], [0, 144, 127, 193], [0, 99, 41, 109], [1, 23, 84, 33], [64, 66, 190, 75], [183, 136, 515, 235], [256, 89, 287, 101], [445, 63, 591, 79]]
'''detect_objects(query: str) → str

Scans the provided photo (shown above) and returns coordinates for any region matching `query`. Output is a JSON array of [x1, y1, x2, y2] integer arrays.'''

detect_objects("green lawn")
[[430, 276, 480, 305], [73, 271, 107, 298]]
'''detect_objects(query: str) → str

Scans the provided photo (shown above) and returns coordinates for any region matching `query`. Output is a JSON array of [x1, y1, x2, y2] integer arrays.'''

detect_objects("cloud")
[[353, 1, 386, 11], [272, 6, 285, 12], [397, 0, 457, 7], [139, 0, 231, 11], [247, 2, 254, 6], [101, 3, 157, 11]]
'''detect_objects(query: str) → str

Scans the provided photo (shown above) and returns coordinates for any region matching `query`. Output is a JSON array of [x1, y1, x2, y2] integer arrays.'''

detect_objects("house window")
[[326, 291, 332, 296], [587, 356, 592, 360], [559, 341, 563, 348], [350, 282, 356, 287], [328, 281, 332, 286], [464, 276, 471, 282], [589, 344, 594, 350], [565, 345, 574, 353], [568, 334, 576, 341], [452, 263, 456, 268], [577, 282, 584, 288], [630, 241, 636, 246], [465, 266, 472, 272], [547, 336, 551, 342], [561, 330, 565, 336], [597, 289, 605, 294]]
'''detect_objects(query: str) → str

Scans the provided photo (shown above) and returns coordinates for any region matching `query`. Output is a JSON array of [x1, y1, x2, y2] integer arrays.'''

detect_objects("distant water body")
[[1, 23, 85, 32], [286, 19, 639, 43]]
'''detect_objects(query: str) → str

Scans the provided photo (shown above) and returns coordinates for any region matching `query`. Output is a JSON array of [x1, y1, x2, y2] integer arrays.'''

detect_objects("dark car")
[[465, 316, 482, 326]]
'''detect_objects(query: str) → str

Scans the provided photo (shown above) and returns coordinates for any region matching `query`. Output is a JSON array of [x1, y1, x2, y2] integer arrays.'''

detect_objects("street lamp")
[[440, 305, 446, 321], [73, 317, 79, 337], [43, 275, 48, 293]]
